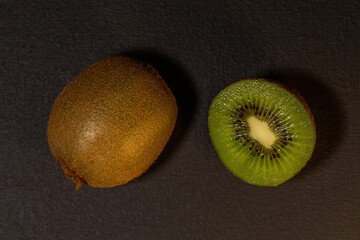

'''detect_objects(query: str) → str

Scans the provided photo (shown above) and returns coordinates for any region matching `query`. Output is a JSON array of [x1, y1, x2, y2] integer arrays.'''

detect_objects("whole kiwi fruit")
[[47, 56, 177, 189], [208, 79, 316, 186]]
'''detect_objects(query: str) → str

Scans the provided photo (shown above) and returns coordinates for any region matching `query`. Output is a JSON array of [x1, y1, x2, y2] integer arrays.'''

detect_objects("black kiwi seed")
[[229, 100, 296, 164]]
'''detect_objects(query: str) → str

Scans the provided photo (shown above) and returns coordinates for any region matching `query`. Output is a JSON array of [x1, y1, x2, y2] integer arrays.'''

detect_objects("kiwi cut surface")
[[208, 79, 316, 186], [47, 56, 177, 189]]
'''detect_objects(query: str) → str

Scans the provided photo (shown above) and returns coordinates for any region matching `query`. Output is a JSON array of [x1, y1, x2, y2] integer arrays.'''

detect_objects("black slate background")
[[1, 1, 359, 239]]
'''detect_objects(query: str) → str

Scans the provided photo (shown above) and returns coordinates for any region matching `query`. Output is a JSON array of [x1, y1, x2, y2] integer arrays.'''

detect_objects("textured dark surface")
[[1, 1, 359, 239]]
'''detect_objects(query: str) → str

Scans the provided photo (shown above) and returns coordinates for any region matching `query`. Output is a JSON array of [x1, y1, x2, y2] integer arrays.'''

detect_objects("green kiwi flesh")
[[208, 79, 316, 186]]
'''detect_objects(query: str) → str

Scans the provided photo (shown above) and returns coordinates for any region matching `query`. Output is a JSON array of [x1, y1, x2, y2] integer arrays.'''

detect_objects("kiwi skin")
[[209, 78, 316, 186], [47, 56, 178, 189]]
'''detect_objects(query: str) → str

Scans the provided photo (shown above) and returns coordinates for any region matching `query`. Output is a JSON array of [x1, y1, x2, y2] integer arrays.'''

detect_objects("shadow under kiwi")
[[119, 50, 197, 180], [263, 70, 346, 179]]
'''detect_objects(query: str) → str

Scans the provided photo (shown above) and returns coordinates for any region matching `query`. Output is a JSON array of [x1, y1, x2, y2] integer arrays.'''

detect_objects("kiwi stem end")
[[56, 156, 86, 190]]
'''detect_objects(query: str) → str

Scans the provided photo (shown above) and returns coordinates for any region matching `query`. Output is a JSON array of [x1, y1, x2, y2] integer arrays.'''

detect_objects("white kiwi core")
[[246, 116, 277, 149]]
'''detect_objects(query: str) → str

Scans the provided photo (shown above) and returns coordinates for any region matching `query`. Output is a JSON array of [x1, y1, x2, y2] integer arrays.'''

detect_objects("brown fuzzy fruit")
[[47, 56, 177, 189]]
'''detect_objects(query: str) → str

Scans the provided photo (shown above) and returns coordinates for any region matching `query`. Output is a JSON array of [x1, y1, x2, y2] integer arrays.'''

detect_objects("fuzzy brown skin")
[[47, 56, 178, 189]]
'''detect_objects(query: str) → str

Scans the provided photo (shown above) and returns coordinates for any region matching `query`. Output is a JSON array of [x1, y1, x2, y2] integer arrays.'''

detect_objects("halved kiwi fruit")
[[208, 79, 316, 186]]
